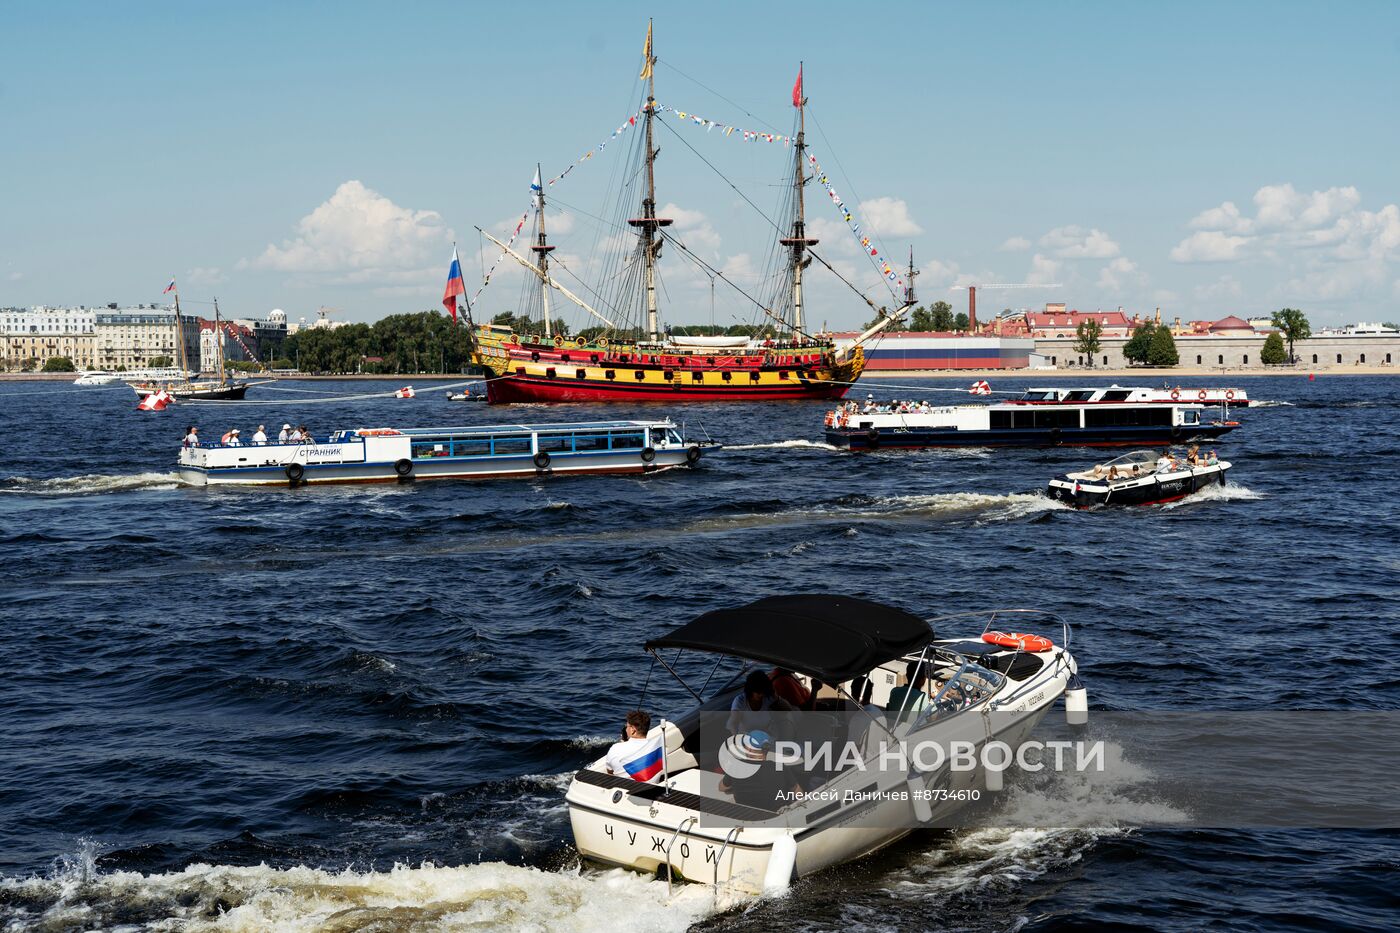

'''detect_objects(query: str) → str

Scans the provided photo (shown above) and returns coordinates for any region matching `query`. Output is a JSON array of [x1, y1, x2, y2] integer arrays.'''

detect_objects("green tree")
[[953, 312, 969, 331], [929, 300, 955, 331], [907, 305, 933, 331], [1122, 322, 1156, 365], [41, 356, 75, 372], [148, 355, 173, 368], [1147, 326, 1179, 366], [1270, 308, 1311, 363], [1073, 319, 1103, 367], [1260, 331, 1287, 365]]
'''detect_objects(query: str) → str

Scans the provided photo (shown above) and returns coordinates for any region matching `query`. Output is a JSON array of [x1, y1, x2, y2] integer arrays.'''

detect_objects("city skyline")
[[3, 1, 1398, 328]]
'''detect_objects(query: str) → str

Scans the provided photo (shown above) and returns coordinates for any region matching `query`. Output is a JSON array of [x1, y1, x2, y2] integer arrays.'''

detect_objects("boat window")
[[1022, 391, 1057, 401], [412, 441, 449, 459], [1034, 409, 1079, 428], [538, 433, 574, 453], [1101, 390, 1132, 401], [610, 432, 644, 450], [573, 432, 610, 452], [1183, 410, 1200, 424], [668, 429, 684, 444], [990, 411, 1012, 429], [491, 436, 532, 456], [452, 438, 492, 457], [1065, 390, 1095, 401], [650, 427, 668, 445], [923, 661, 1003, 721], [1013, 410, 1036, 429]]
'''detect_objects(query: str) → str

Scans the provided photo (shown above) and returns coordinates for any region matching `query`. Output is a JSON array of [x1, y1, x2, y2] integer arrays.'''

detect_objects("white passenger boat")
[[177, 419, 714, 487], [73, 370, 124, 386], [1046, 448, 1231, 508], [566, 596, 1085, 896]]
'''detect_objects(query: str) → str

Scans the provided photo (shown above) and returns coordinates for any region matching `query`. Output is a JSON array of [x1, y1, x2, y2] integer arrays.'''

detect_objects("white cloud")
[[1096, 257, 1140, 292], [1189, 201, 1251, 234], [858, 197, 922, 237], [1027, 253, 1062, 285], [1252, 183, 1360, 231], [1170, 230, 1250, 263], [245, 180, 452, 283], [999, 236, 1031, 252], [918, 258, 960, 290], [6, 271, 21, 282], [187, 266, 226, 285], [659, 202, 722, 255], [1193, 276, 1244, 303], [1038, 225, 1120, 260]]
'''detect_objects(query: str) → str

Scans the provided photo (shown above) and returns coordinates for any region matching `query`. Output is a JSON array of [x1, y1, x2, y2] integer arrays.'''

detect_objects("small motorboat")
[[565, 596, 1085, 896], [1046, 448, 1231, 508], [446, 391, 488, 402], [73, 370, 123, 386]]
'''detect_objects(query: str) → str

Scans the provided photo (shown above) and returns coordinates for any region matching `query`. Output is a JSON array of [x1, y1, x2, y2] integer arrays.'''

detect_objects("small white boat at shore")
[[73, 370, 123, 386], [566, 597, 1083, 896], [177, 419, 714, 487]]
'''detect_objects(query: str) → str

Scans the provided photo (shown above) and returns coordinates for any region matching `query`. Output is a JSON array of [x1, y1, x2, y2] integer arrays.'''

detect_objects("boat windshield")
[[1098, 449, 1160, 469], [924, 660, 1003, 720]]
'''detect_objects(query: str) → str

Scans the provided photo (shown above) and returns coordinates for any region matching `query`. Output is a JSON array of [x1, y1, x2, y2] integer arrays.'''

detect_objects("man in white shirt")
[[604, 711, 664, 782], [225, 428, 242, 447], [252, 425, 268, 445], [182, 426, 199, 448], [278, 424, 292, 444]]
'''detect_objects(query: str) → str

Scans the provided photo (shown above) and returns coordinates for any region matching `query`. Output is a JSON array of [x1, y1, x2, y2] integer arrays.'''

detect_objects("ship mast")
[[213, 297, 225, 385], [905, 247, 918, 307], [171, 283, 189, 377], [780, 63, 817, 344], [529, 163, 556, 340], [630, 20, 671, 343]]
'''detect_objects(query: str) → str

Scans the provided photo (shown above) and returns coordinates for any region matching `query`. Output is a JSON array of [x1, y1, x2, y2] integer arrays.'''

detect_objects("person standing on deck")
[[182, 426, 199, 448], [252, 425, 268, 446]]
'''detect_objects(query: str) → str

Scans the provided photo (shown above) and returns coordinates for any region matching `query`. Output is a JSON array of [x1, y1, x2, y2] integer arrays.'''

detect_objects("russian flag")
[[442, 247, 465, 323], [620, 734, 665, 783], [163, 278, 177, 294]]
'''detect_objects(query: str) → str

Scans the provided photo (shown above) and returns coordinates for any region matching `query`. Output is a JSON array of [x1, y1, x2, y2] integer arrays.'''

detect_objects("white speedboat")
[[73, 370, 123, 386], [177, 418, 714, 487], [1047, 448, 1231, 508], [565, 596, 1085, 896]]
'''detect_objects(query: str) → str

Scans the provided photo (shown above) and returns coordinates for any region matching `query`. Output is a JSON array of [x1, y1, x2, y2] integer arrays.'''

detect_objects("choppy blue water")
[[1, 375, 1397, 931]]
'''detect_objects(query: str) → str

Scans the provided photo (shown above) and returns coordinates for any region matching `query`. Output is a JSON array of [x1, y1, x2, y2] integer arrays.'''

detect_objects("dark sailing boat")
[[467, 22, 909, 403], [130, 293, 250, 402]]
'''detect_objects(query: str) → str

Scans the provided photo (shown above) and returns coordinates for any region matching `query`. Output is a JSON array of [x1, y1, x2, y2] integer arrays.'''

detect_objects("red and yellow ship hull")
[[473, 333, 863, 404]]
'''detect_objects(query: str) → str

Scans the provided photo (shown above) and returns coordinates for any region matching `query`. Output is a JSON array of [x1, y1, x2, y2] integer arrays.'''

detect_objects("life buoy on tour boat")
[[1225, 389, 1236, 401], [982, 631, 1054, 652], [1170, 389, 1181, 401], [598, 337, 609, 348], [356, 428, 403, 436], [1198, 389, 1208, 401], [554, 335, 564, 348]]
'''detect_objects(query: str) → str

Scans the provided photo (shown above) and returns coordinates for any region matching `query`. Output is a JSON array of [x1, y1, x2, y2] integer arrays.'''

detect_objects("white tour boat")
[[73, 370, 124, 386], [566, 596, 1085, 896], [177, 419, 714, 487], [1015, 385, 1250, 407], [1047, 448, 1232, 508]]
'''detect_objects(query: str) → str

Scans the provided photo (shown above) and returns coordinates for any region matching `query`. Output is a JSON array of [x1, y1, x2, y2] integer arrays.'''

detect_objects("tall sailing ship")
[[466, 23, 909, 404], [129, 293, 250, 402]]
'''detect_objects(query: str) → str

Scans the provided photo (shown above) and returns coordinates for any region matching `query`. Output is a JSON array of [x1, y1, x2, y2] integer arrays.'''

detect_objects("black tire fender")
[[533, 451, 551, 470], [867, 429, 880, 449], [641, 446, 657, 463], [1051, 426, 1063, 446], [685, 444, 702, 465], [394, 458, 413, 477], [285, 462, 305, 486], [1170, 426, 1183, 441]]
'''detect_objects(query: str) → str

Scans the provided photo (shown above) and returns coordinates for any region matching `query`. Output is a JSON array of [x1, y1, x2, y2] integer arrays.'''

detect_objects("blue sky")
[[2, 1, 1397, 328]]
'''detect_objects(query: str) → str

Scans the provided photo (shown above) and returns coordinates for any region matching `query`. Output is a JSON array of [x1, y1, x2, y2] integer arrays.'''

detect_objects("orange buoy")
[[982, 631, 1054, 652]]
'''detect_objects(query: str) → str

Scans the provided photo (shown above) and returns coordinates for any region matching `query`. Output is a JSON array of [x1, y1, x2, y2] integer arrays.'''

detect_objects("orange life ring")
[[356, 428, 403, 436], [1198, 389, 1208, 401], [1225, 389, 1236, 400], [1170, 389, 1180, 401], [982, 631, 1054, 652]]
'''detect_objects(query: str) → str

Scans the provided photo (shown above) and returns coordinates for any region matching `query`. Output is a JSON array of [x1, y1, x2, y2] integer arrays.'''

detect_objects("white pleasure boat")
[[565, 596, 1086, 896]]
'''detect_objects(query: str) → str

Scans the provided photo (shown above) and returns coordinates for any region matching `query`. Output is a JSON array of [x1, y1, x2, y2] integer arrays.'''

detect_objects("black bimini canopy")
[[644, 595, 934, 684]]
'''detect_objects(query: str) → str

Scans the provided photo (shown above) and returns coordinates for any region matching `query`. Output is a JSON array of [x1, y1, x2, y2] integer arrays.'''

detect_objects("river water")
[[1, 374, 1396, 932]]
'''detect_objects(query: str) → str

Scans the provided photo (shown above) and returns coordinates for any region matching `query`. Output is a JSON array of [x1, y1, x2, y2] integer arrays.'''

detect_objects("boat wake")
[[0, 471, 186, 497], [1161, 482, 1264, 509], [689, 492, 1069, 532], [0, 848, 723, 932], [724, 439, 841, 451], [1249, 399, 1295, 408]]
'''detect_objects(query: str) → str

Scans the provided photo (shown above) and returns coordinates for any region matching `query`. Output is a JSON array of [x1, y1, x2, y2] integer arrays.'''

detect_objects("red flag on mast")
[[792, 65, 803, 108]]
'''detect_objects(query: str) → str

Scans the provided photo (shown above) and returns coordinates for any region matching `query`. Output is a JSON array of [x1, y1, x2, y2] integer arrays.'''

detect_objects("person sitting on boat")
[[718, 730, 802, 808], [603, 710, 665, 783], [769, 667, 810, 708], [1155, 449, 1175, 473], [1186, 444, 1200, 466], [727, 670, 796, 736], [1207, 449, 1219, 465], [182, 426, 199, 448], [278, 424, 292, 444], [1107, 465, 1121, 482], [862, 394, 876, 413], [252, 425, 268, 446], [1091, 464, 1106, 478], [886, 659, 930, 724], [298, 424, 312, 443], [222, 428, 242, 447]]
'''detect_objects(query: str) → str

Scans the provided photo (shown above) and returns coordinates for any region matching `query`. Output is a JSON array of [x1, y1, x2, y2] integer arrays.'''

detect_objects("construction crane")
[[315, 306, 341, 330], [951, 283, 1061, 332]]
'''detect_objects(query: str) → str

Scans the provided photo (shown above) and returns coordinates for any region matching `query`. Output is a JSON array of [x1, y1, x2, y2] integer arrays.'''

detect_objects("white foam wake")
[[725, 439, 841, 451], [0, 471, 185, 496], [0, 859, 724, 932], [1161, 482, 1264, 509]]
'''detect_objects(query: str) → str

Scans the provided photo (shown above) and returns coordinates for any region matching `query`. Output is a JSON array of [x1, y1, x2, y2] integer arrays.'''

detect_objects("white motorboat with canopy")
[[565, 595, 1085, 896], [1046, 447, 1231, 508]]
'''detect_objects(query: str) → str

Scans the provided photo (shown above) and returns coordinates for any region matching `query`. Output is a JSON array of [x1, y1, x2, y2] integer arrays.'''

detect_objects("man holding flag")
[[442, 246, 466, 324]]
